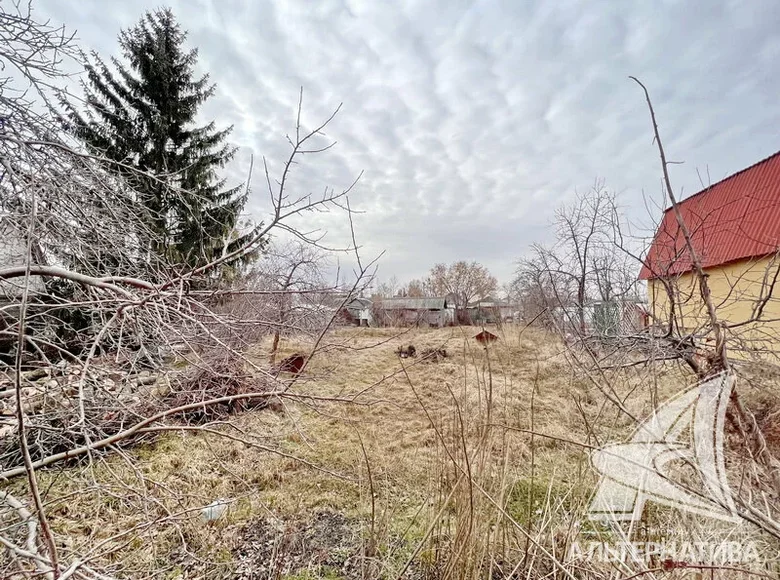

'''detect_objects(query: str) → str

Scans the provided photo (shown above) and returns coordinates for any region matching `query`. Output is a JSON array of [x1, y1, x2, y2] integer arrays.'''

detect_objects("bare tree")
[[372, 275, 400, 298], [515, 183, 642, 336], [392, 277, 432, 298], [427, 261, 497, 323], [513, 248, 575, 325], [241, 240, 332, 363], [404, 277, 429, 297]]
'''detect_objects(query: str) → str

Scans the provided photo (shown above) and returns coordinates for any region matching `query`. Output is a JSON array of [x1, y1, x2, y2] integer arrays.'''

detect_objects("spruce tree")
[[67, 8, 258, 270]]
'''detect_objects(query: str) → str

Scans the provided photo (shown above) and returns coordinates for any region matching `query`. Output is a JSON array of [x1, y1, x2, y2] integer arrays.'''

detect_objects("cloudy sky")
[[37, 0, 780, 284]]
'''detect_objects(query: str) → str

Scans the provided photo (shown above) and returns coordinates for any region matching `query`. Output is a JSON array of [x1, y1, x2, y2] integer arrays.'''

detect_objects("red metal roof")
[[639, 151, 780, 280]]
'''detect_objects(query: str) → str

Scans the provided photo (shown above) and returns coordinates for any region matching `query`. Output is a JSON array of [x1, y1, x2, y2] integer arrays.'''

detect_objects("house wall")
[[380, 309, 447, 328], [648, 255, 780, 358]]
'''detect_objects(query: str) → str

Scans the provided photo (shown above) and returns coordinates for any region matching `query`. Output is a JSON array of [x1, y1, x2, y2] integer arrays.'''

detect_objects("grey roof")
[[468, 297, 509, 308], [378, 297, 448, 310], [345, 297, 373, 315]]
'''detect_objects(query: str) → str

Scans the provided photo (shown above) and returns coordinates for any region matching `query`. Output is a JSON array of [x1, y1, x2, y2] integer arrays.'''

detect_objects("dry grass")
[[2, 326, 779, 578]]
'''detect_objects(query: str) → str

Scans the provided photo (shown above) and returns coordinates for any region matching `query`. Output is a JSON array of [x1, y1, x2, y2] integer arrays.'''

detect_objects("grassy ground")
[[3, 325, 779, 578]]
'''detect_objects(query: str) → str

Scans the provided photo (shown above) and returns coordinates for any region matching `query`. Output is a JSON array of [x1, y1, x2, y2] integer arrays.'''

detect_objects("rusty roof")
[[474, 330, 499, 343], [639, 151, 780, 280]]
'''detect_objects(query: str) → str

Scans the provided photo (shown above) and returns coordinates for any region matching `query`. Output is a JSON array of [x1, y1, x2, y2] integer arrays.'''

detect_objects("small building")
[[467, 297, 519, 323], [640, 151, 780, 356], [375, 296, 454, 327], [341, 297, 374, 327]]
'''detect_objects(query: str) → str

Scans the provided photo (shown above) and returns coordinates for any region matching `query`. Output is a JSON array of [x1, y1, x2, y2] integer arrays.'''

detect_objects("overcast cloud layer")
[[38, 0, 780, 284]]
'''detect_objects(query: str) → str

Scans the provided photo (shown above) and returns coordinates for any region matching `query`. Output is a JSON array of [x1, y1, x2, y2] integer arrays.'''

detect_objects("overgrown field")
[[2, 326, 779, 579]]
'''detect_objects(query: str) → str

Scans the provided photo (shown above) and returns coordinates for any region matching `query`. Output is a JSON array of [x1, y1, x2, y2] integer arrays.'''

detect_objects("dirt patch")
[[233, 511, 365, 579]]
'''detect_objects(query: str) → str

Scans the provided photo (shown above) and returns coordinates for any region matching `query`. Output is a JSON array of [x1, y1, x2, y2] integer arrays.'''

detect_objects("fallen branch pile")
[[0, 353, 277, 471], [0, 362, 168, 466]]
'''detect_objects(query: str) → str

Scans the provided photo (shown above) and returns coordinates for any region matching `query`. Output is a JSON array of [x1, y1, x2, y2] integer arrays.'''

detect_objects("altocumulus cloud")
[[38, 0, 780, 283]]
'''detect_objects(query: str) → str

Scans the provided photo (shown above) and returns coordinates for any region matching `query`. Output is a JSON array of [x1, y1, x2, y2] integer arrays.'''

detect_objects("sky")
[[37, 0, 780, 286]]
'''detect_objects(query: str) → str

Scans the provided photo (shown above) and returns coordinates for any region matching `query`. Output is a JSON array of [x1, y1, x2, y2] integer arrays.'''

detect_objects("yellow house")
[[640, 151, 780, 360]]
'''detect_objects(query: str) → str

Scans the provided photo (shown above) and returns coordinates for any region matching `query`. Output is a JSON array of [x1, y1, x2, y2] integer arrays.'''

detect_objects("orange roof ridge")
[[663, 149, 780, 212]]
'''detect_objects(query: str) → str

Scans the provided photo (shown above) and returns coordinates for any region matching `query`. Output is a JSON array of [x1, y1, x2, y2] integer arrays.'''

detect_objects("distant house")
[[375, 296, 455, 328], [341, 297, 374, 327], [640, 151, 780, 355], [467, 297, 519, 323]]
